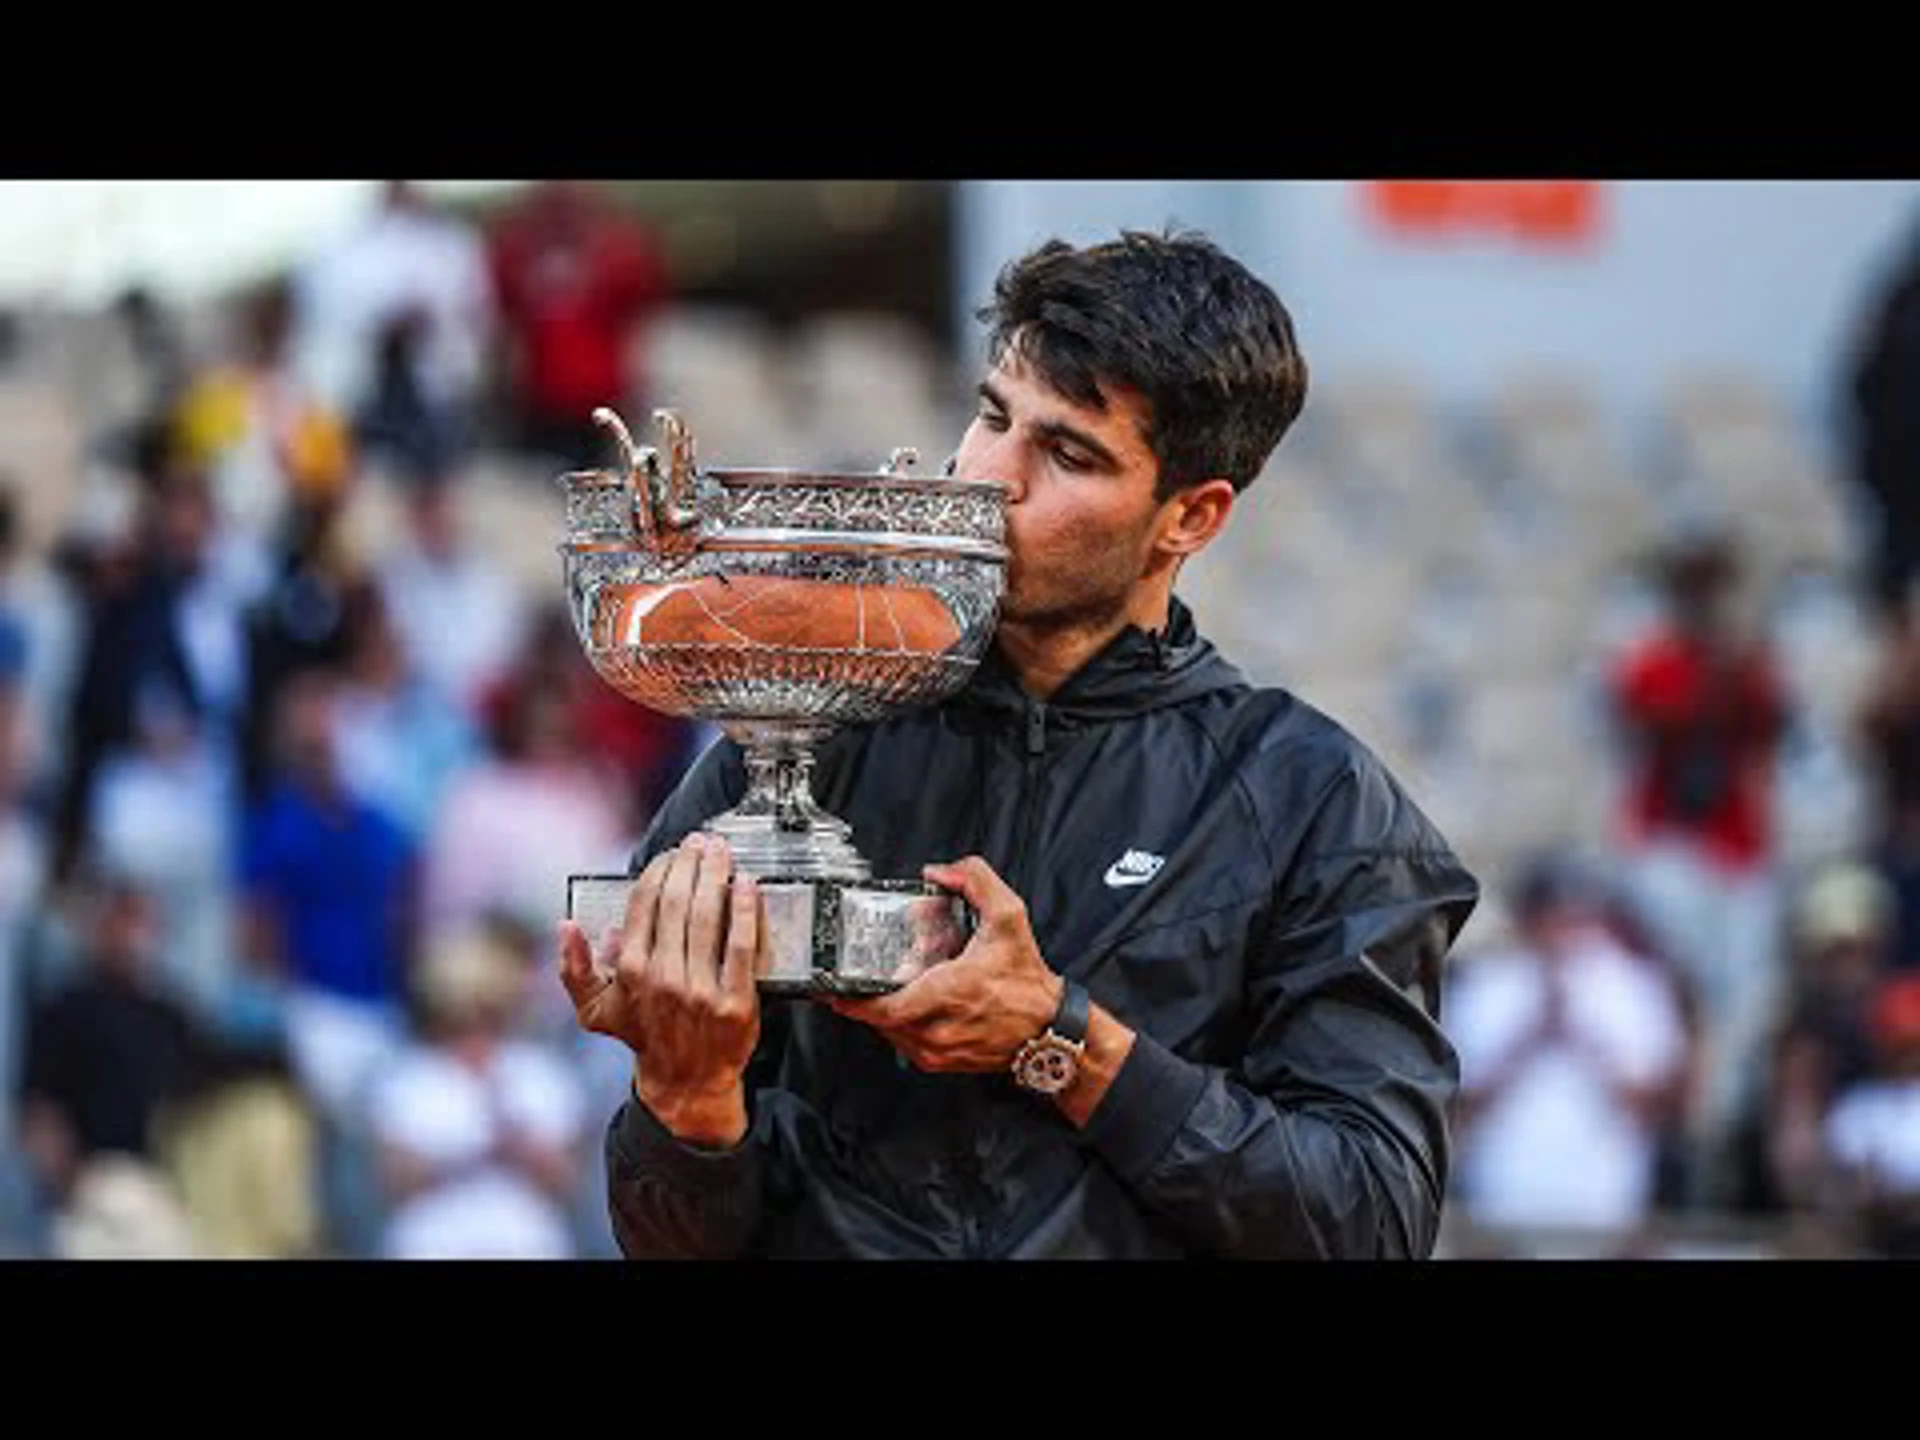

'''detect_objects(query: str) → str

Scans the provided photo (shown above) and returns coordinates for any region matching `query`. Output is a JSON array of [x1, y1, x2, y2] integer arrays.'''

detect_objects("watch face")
[[1015, 1037, 1081, 1095]]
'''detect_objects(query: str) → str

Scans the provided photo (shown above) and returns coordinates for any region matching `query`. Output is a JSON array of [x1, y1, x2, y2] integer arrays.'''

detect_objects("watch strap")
[[1050, 977, 1091, 1045]]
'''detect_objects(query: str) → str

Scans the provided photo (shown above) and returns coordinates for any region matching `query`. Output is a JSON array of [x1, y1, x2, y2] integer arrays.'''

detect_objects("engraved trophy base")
[[566, 871, 972, 998], [568, 721, 971, 995]]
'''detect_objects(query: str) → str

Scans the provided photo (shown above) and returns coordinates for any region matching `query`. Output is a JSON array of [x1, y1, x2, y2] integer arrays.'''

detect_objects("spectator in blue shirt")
[[238, 668, 417, 1129]]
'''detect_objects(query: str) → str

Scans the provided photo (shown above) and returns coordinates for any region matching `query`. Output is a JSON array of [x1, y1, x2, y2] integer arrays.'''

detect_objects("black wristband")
[[1051, 977, 1091, 1045]]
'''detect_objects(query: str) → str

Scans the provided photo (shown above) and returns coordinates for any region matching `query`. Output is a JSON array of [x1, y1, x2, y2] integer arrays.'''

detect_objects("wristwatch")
[[1011, 978, 1090, 1095]]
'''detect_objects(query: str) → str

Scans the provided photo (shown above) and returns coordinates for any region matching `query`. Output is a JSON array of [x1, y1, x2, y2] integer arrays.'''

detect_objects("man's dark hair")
[[976, 228, 1308, 499]]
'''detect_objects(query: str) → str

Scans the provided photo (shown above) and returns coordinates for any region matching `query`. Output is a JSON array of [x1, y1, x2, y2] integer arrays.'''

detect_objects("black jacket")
[[604, 596, 1479, 1258]]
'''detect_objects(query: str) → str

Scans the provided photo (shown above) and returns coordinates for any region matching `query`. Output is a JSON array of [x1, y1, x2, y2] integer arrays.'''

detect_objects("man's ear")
[[1157, 478, 1237, 559]]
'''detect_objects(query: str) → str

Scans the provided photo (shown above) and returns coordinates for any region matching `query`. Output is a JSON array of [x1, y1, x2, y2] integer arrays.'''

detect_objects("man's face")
[[950, 347, 1170, 630]]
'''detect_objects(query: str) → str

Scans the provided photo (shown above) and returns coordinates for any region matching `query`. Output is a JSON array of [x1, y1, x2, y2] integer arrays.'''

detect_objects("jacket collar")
[[959, 594, 1245, 724]]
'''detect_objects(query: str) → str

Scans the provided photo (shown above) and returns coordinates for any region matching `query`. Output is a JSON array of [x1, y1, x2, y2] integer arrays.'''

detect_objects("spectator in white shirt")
[[364, 925, 587, 1260], [375, 471, 528, 723], [291, 182, 494, 436], [85, 676, 237, 1023], [1448, 852, 1695, 1254]]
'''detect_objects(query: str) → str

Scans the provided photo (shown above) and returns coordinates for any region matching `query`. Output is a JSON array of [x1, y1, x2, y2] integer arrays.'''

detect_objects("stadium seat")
[[786, 311, 961, 470], [1461, 680, 1608, 804], [636, 305, 803, 464]]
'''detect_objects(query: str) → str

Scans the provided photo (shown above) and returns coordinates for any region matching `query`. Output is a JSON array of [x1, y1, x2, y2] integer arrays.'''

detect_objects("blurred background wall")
[[958, 180, 1920, 433]]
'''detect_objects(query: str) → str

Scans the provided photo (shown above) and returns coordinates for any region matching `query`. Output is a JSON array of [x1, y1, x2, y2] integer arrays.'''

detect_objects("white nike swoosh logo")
[[1104, 858, 1164, 888]]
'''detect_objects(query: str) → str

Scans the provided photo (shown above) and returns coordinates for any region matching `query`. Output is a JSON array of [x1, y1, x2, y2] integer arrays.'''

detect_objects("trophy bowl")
[[559, 406, 1007, 996]]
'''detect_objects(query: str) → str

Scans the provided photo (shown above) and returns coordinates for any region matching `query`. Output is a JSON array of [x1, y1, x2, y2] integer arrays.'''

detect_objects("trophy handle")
[[653, 409, 701, 529], [591, 405, 700, 554]]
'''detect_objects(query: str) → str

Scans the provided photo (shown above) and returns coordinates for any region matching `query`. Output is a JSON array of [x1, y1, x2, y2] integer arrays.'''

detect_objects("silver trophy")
[[558, 406, 1008, 996]]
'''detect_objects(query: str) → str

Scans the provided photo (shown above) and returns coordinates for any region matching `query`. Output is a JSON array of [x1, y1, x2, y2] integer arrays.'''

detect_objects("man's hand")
[[826, 855, 1064, 1074], [556, 833, 769, 1147]]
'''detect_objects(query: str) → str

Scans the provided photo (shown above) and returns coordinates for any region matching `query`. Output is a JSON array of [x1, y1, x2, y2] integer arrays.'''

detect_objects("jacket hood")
[[957, 594, 1247, 725]]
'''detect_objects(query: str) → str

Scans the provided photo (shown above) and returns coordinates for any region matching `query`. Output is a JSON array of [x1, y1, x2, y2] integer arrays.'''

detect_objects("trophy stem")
[[705, 723, 872, 882]]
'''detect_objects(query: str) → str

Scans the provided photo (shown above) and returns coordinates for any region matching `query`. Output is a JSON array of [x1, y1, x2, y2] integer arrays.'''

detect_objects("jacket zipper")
[[961, 696, 1048, 1260], [1002, 698, 1048, 897]]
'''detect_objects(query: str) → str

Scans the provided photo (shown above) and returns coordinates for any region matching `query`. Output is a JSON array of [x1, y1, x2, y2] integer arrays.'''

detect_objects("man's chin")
[[997, 594, 1049, 629], [995, 596, 1127, 635]]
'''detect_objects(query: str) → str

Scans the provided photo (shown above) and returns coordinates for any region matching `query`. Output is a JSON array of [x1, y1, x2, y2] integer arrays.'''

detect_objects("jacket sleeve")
[[600, 732, 772, 1260], [1073, 746, 1478, 1259]]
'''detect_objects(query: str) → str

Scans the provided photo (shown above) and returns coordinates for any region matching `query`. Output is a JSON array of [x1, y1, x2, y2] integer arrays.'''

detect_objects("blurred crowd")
[[0, 180, 709, 1259], [6, 180, 1920, 1261], [1433, 220, 1920, 1258]]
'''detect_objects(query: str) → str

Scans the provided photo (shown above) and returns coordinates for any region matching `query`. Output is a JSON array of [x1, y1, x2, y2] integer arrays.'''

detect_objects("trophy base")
[[701, 811, 872, 884], [703, 722, 874, 883], [566, 872, 972, 998]]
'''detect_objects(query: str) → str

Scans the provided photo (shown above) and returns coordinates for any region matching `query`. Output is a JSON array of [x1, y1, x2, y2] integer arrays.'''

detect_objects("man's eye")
[[1053, 446, 1091, 471], [977, 407, 1009, 430]]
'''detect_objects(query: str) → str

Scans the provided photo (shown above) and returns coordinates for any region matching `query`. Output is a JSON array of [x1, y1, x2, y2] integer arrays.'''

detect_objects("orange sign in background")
[[1362, 181, 1604, 248]]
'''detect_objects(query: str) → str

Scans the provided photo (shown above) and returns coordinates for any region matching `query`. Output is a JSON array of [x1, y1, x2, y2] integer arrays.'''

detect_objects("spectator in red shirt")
[[1609, 528, 1792, 1209], [486, 182, 671, 471], [1614, 532, 1789, 870]]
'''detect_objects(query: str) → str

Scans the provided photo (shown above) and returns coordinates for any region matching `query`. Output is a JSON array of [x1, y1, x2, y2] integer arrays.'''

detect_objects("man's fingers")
[[556, 919, 608, 1012], [922, 855, 1023, 930], [617, 850, 674, 987], [828, 972, 942, 1030], [684, 836, 734, 997], [827, 995, 894, 1035], [652, 836, 709, 990], [720, 874, 768, 998]]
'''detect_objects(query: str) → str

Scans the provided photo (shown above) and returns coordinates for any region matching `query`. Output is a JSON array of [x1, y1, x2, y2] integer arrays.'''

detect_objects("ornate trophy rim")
[[704, 466, 1005, 497], [554, 464, 1007, 495], [553, 406, 1010, 565]]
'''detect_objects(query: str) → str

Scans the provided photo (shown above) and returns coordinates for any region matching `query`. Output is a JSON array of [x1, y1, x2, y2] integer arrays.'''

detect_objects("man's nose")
[[953, 438, 1028, 503]]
